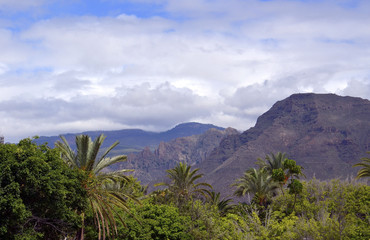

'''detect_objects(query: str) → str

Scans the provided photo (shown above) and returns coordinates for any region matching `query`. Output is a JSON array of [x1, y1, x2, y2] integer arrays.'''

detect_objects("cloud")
[[0, 0, 370, 142], [340, 79, 370, 98], [0, 81, 219, 141]]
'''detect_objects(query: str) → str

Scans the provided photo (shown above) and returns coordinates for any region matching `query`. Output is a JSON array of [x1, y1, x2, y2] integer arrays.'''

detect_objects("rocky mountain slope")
[[197, 93, 370, 195], [113, 127, 239, 185]]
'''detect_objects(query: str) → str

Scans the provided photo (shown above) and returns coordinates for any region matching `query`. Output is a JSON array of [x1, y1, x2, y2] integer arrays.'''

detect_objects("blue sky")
[[0, 0, 369, 142]]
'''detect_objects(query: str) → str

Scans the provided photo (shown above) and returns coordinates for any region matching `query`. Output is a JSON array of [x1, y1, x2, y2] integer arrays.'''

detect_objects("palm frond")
[[55, 136, 78, 168], [76, 135, 91, 170], [94, 155, 127, 175], [353, 153, 370, 178], [98, 140, 120, 162]]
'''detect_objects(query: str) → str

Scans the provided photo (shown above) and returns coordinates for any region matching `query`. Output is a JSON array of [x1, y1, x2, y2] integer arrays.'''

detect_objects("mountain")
[[112, 127, 239, 186], [197, 93, 370, 195], [34, 122, 224, 154], [34, 93, 370, 196]]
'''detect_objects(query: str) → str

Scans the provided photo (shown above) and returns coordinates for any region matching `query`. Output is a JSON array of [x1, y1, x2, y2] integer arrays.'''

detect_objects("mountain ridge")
[[34, 122, 225, 153], [197, 93, 370, 195]]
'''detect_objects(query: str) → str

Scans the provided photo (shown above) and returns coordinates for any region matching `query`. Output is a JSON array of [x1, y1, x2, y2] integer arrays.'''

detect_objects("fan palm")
[[353, 151, 370, 179], [157, 162, 212, 206], [233, 168, 278, 206], [55, 134, 136, 240]]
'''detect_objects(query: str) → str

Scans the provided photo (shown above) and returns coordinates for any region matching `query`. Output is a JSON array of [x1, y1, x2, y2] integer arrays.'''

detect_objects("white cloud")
[[0, 0, 370, 142]]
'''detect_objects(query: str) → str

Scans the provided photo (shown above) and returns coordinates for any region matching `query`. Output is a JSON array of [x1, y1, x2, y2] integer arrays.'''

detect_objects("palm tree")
[[258, 152, 304, 195], [258, 152, 287, 174], [156, 162, 212, 206], [256, 152, 288, 196], [208, 191, 234, 216], [353, 151, 370, 179], [55, 134, 137, 240], [233, 168, 278, 206]]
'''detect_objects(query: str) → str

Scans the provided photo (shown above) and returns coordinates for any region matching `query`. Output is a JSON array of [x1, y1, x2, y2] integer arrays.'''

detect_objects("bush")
[[117, 201, 193, 240]]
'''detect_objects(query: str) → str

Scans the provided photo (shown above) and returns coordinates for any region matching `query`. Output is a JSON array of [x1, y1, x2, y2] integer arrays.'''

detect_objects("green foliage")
[[0, 138, 87, 239], [207, 191, 234, 216], [271, 179, 370, 239], [284, 159, 303, 178], [156, 162, 212, 207], [55, 134, 139, 240], [106, 175, 147, 199], [234, 153, 368, 239], [272, 168, 285, 182], [233, 168, 278, 206], [236, 204, 299, 239], [283, 159, 296, 170], [2, 141, 369, 240], [116, 201, 193, 240], [184, 200, 250, 239], [288, 179, 303, 195], [256, 153, 305, 197]]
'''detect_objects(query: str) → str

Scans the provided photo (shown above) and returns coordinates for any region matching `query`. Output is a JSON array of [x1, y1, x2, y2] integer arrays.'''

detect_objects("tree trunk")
[[292, 194, 297, 212], [75, 212, 84, 240]]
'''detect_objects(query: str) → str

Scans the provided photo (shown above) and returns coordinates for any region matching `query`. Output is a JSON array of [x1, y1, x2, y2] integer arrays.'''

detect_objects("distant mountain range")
[[34, 122, 224, 154]]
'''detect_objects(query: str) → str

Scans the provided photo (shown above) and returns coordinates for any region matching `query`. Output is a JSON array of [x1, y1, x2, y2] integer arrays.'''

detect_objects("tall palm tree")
[[353, 151, 370, 179], [55, 134, 137, 240], [156, 162, 212, 206], [233, 168, 278, 206]]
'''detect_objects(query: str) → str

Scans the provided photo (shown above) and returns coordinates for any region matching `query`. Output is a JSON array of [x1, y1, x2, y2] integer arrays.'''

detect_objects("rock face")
[[116, 127, 239, 186], [197, 93, 370, 195]]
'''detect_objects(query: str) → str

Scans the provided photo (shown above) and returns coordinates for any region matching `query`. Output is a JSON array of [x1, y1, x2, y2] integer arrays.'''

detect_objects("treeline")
[[0, 135, 369, 239]]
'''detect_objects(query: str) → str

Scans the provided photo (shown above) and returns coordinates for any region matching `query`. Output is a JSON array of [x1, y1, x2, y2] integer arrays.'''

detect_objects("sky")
[[0, 0, 369, 142]]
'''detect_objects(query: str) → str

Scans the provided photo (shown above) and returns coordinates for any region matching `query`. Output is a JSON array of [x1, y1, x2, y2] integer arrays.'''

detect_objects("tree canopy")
[[0, 138, 87, 239]]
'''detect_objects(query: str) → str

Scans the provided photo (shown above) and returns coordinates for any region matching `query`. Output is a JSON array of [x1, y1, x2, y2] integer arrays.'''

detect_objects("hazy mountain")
[[34, 122, 224, 154], [196, 93, 370, 195]]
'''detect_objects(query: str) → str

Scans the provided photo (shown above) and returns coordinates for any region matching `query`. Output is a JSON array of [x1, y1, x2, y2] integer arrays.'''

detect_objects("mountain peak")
[[171, 122, 224, 130], [199, 93, 370, 195], [160, 122, 224, 141]]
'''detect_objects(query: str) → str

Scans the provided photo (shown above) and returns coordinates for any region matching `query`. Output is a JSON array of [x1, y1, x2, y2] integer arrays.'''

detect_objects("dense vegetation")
[[0, 137, 369, 239], [0, 139, 87, 239]]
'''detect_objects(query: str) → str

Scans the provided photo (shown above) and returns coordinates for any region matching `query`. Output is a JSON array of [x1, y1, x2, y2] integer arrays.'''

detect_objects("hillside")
[[113, 127, 239, 185], [197, 93, 370, 194]]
